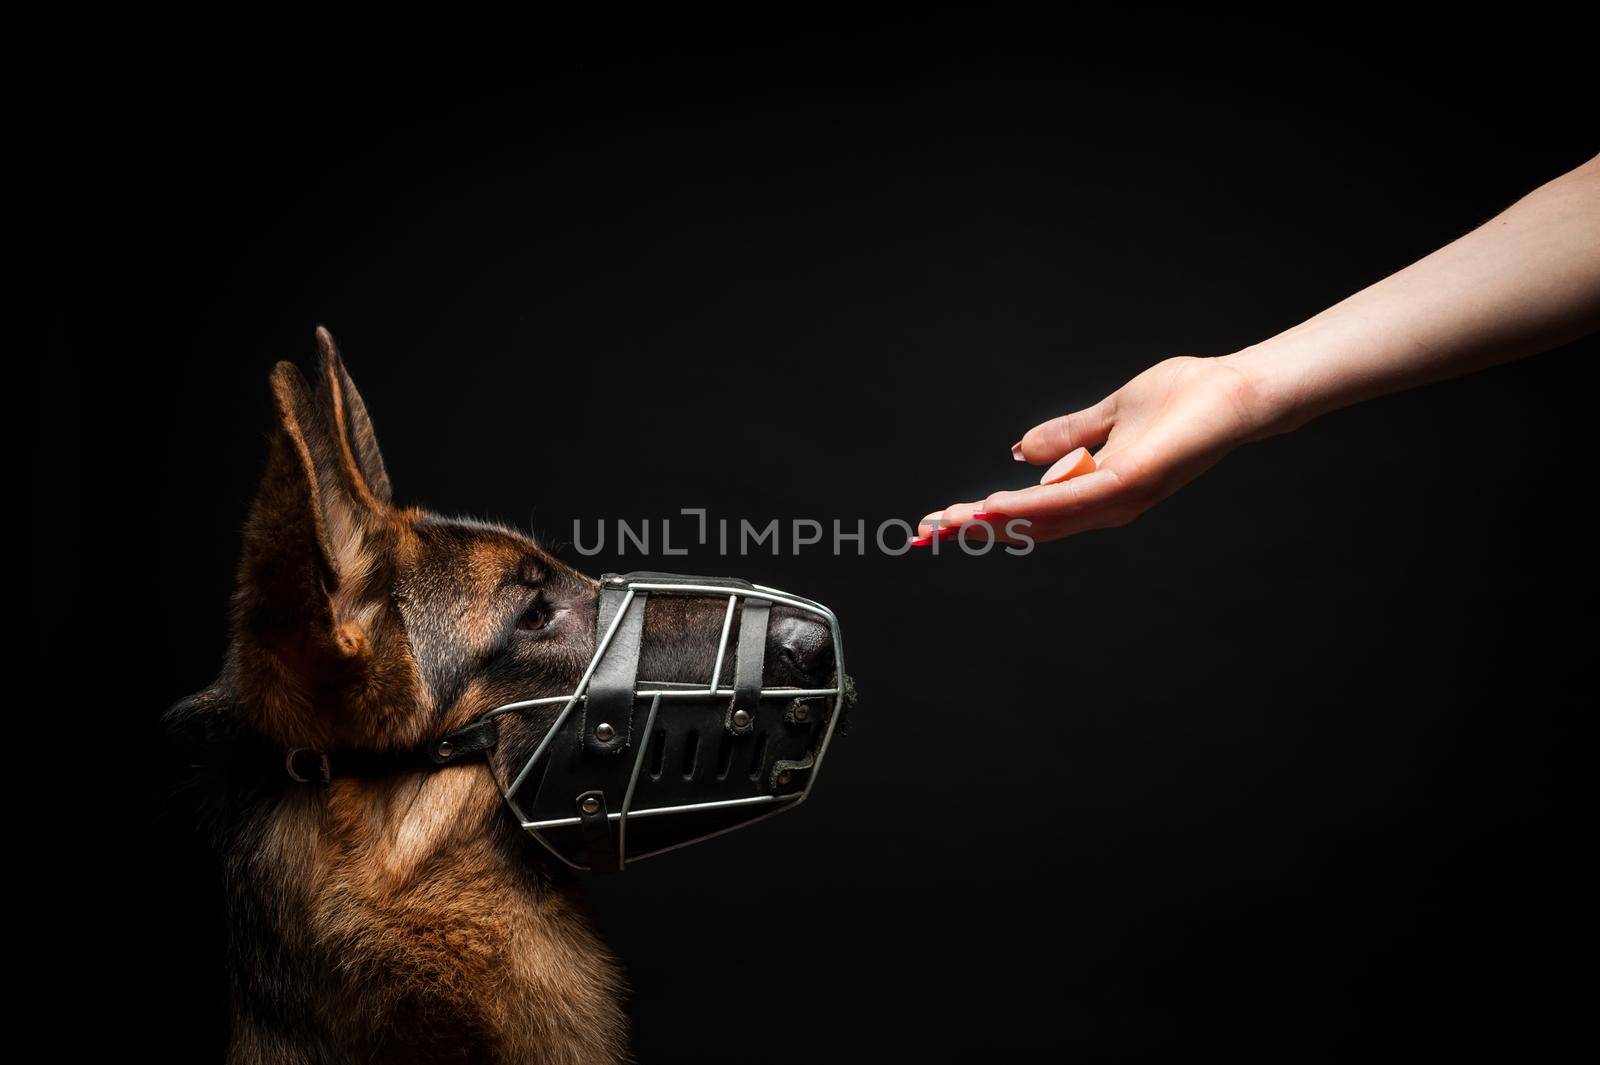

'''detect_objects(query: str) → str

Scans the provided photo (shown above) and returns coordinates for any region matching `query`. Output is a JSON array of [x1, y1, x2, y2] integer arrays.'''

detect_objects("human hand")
[[917, 355, 1272, 545]]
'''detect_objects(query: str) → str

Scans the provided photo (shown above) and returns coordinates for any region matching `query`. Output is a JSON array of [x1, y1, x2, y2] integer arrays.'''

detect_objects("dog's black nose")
[[769, 612, 834, 683]]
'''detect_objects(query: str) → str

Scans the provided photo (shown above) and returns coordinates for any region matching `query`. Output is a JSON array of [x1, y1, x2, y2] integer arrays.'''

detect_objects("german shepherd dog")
[[167, 330, 835, 1063]]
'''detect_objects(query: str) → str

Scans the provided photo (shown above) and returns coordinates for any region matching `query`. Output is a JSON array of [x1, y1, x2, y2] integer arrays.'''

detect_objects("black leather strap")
[[282, 717, 499, 783], [728, 596, 771, 736], [585, 584, 648, 755], [576, 789, 620, 873], [431, 717, 500, 765]]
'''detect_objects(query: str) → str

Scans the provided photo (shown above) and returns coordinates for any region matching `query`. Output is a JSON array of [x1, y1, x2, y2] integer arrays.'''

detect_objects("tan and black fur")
[[167, 330, 830, 1063]]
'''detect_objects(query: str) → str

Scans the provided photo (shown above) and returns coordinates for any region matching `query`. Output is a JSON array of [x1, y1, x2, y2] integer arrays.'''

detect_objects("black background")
[[43, 39, 1596, 1062]]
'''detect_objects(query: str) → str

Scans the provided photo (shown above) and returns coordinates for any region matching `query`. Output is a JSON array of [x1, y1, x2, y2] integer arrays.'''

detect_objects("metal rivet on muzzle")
[[732, 709, 752, 728], [776, 770, 793, 787], [792, 703, 810, 722], [579, 795, 602, 815], [594, 723, 615, 742], [436, 740, 454, 759]]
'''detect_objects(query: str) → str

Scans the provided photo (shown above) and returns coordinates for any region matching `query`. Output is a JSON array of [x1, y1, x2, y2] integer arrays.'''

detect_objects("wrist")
[[1219, 339, 1321, 439]]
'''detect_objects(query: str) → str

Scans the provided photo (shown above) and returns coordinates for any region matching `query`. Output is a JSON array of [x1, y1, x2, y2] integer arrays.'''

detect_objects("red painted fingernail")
[[934, 525, 963, 539], [1010, 441, 1026, 462], [909, 535, 933, 547], [970, 511, 1010, 522]]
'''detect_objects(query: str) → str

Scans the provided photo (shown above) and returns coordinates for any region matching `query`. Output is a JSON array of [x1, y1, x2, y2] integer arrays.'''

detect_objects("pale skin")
[[919, 154, 1600, 544]]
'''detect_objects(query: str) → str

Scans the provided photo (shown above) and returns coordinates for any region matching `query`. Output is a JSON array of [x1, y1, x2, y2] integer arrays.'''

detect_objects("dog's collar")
[[282, 717, 500, 783]]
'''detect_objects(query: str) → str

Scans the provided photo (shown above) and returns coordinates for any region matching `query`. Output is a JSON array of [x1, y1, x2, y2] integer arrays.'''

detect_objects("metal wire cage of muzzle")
[[480, 573, 847, 872]]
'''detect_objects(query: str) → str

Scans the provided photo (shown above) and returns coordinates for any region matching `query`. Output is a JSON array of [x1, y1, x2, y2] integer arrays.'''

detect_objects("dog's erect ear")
[[233, 331, 396, 673], [313, 326, 392, 506]]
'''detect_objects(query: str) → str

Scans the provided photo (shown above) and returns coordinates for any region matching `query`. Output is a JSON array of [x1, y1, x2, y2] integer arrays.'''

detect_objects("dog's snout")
[[770, 612, 834, 683]]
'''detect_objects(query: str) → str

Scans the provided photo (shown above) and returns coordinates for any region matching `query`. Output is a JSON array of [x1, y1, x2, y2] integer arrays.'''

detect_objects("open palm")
[[921, 356, 1269, 544]]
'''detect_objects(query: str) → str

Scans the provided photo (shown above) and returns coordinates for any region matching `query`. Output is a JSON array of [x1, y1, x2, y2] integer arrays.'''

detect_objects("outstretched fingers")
[[915, 501, 1031, 544], [918, 444, 1114, 545], [978, 469, 1138, 542]]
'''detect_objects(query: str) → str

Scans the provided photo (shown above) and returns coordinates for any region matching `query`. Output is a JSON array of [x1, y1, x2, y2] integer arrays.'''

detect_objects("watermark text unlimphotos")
[[569, 509, 1034, 557]]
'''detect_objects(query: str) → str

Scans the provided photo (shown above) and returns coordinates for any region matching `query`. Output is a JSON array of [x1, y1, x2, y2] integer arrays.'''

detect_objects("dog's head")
[[170, 329, 834, 847]]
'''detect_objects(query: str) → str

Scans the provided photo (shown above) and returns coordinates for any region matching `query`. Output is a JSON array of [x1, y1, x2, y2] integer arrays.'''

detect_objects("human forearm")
[[1226, 155, 1600, 435], [917, 156, 1600, 547]]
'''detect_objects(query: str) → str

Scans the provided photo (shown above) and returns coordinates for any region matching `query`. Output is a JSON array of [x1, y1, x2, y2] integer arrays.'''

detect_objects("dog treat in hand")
[[1040, 447, 1096, 485]]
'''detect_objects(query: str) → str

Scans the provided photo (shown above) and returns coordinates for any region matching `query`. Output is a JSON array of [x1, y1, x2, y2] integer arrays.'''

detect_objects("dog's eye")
[[516, 599, 548, 632]]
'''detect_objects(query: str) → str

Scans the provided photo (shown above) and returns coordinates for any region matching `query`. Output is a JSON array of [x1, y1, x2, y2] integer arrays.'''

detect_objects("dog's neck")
[[210, 748, 628, 1063]]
